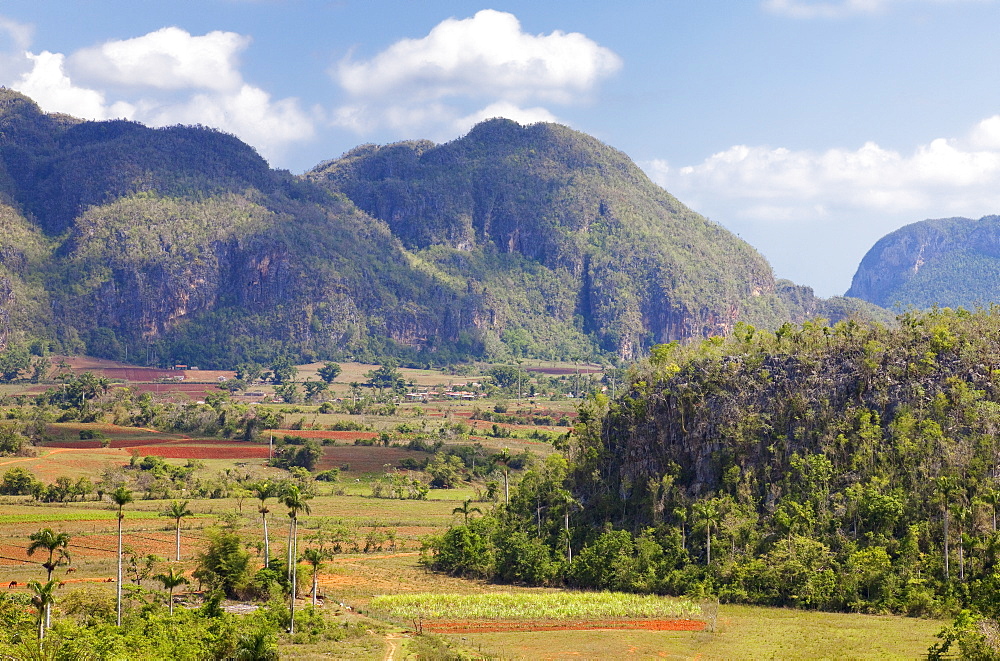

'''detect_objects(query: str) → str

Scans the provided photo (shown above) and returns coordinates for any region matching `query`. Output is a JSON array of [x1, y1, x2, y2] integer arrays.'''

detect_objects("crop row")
[[368, 591, 702, 621]]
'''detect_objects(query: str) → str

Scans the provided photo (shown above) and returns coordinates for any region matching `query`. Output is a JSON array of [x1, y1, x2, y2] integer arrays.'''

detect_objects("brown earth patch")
[[315, 446, 429, 473], [267, 430, 380, 441]]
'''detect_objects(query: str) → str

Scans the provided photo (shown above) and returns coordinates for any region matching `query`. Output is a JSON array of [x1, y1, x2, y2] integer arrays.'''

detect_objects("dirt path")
[[383, 633, 405, 661]]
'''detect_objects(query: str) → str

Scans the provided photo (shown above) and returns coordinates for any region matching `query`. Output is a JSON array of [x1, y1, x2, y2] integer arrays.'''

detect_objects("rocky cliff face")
[[309, 119, 785, 360], [847, 216, 1000, 309]]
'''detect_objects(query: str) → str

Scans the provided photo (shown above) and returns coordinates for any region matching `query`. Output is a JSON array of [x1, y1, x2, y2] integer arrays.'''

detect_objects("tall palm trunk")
[[262, 511, 270, 568], [117, 512, 123, 626], [943, 507, 950, 581], [289, 515, 297, 634]]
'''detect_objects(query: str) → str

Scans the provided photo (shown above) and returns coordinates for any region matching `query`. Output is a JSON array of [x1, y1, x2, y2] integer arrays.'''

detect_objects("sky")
[[2, 0, 1000, 297]]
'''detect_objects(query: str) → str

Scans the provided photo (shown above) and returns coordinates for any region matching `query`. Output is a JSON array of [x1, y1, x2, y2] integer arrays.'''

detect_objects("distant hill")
[[846, 215, 1000, 309], [0, 90, 885, 368]]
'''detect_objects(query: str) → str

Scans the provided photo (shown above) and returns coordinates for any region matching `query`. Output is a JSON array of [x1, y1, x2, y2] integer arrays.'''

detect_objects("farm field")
[[0, 358, 951, 659], [0, 452, 946, 660]]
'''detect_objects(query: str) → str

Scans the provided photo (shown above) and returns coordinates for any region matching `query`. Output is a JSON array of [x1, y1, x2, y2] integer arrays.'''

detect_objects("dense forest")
[[426, 308, 1000, 651]]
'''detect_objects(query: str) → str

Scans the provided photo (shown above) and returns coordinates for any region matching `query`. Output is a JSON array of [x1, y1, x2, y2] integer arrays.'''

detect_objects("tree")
[[937, 476, 959, 582], [110, 485, 134, 626], [302, 379, 328, 402], [0, 466, 35, 494], [161, 500, 194, 562], [317, 362, 342, 384], [270, 359, 297, 385], [235, 362, 266, 384], [27, 528, 71, 630], [27, 579, 58, 642], [233, 627, 279, 661], [282, 485, 312, 634], [153, 566, 189, 616], [452, 499, 482, 524], [193, 529, 253, 598], [492, 449, 512, 504], [301, 547, 331, 607], [26, 528, 71, 582], [366, 362, 404, 392], [693, 500, 722, 565], [251, 481, 279, 568]]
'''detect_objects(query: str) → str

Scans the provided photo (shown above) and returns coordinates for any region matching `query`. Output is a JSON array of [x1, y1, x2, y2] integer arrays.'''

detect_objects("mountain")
[[307, 119, 888, 358], [847, 215, 1000, 309], [0, 90, 883, 368]]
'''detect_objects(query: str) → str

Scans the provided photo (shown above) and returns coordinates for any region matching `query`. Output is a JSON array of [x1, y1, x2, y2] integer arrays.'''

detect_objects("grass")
[[449, 604, 943, 660]]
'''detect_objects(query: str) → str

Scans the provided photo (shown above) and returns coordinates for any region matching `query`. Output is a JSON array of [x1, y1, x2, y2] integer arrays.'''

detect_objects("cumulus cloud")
[[332, 10, 620, 136], [67, 27, 249, 92], [651, 124, 1000, 222], [647, 117, 1000, 295], [0, 24, 314, 165], [138, 84, 316, 158], [13, 51, 135, 120]]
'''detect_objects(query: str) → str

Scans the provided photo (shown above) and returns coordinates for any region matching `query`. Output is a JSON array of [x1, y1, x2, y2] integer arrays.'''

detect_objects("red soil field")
[[134, 445, 271, 459], [130, 383, 223, 398], [422, 619, 708, 633], [314, 446, 429, 473]]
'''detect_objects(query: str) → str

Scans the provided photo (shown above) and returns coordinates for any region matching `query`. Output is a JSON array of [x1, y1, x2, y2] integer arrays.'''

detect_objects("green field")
[[0, 364, 950, 660]]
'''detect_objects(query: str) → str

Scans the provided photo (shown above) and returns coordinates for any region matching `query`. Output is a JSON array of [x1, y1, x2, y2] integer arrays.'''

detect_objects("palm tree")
[[27, 528, 71, 630], [110, 485, 133, 626], [937, 476, 959, 581], [27, 579, 58, 643], [153, 566, 189, 616], [981, 488, 1000, 532], [251, 481, 279, 568], [492, 449, 512, 505], [452, 499, 482, 524], [233, 628, 278, 660], [282, 485, 312, 634], [27, 528, 71, 582], [693, 500, 722, 565], [301, 547, 330, 607], [160, 500, 194, 562]]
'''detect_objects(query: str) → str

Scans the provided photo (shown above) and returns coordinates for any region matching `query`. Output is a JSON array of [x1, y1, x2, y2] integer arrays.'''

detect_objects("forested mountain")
[[847, 215, 1000, 309], [429, 308, 1000, 620], [0, 89, 880, 367]]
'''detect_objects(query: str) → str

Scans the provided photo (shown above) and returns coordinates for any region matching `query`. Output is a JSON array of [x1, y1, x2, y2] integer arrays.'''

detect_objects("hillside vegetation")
[[0, 89, 881, 368], [848, 215, 1000, 310], [427, 308, 1000, 643]]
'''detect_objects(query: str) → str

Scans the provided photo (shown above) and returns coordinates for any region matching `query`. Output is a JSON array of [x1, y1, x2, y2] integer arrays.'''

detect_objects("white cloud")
[[0, 26, 314, 166], [647, 117, 1000, 295], [332, 10, 620, 136], [13, 51, 135, 120], [67, 27, 249, 92], [138, 84, 316, 159], [763, 0, 989, 18], [454, 102, 559, 134], [653, 123, 1000, 222]]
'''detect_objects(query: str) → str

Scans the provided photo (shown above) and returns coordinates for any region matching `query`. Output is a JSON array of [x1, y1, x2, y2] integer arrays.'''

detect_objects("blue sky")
[[2, 0, 1000, 297]]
